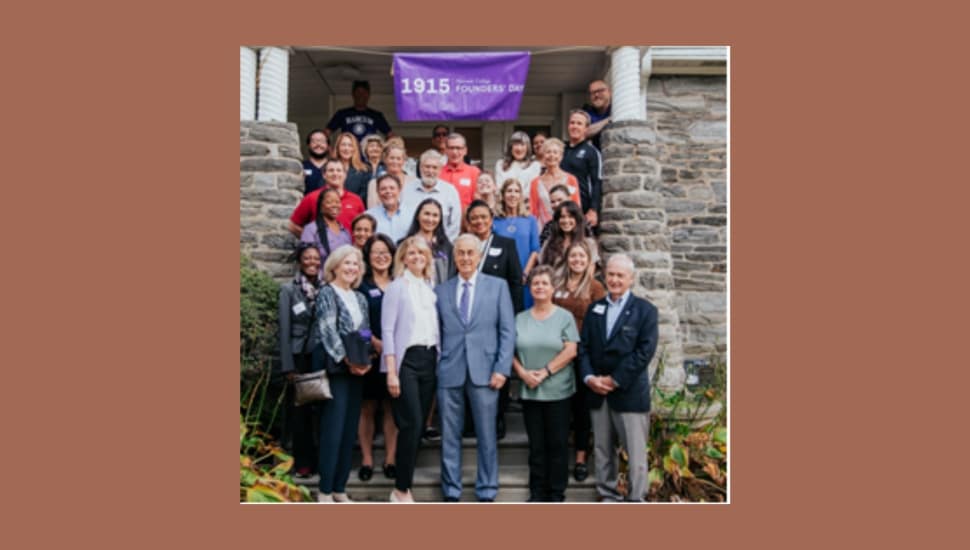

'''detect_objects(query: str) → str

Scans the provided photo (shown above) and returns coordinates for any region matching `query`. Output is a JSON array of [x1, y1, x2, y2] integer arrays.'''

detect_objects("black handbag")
[[341, 329, 373, 367]]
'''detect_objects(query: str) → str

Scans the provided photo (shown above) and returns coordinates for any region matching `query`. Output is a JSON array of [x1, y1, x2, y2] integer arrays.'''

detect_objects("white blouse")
[[404, 269, 438, 347], [332, 285, 363, 329]]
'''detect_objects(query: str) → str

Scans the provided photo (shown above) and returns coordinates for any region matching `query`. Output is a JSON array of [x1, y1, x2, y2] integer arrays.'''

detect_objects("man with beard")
[[401, 149, 462, 242], [302, 129, 330, 195], [581, 79, 612, 151]]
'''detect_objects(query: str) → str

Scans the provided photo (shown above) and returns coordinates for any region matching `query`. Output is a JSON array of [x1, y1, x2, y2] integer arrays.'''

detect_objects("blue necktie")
[[459, 281, 471, 324]]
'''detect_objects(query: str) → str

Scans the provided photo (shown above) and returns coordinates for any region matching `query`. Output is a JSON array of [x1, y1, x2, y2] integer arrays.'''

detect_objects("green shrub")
[[240, 255, 280, 375]]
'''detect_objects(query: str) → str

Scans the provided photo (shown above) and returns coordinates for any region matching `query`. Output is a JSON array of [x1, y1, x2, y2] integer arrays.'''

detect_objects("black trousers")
[[289, 353, 320, 472], [522, 397, 571, 502], [571, 360, 592, 455], [391, 345, 437, 492]]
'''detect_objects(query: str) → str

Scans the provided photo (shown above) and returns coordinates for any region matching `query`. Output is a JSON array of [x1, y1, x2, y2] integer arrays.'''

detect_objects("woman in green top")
[[512, 265, 580, 502]]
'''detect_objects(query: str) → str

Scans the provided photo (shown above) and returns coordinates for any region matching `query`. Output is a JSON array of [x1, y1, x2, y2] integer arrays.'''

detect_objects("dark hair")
[[404, 198, 452, 256], [376, 172, 401, 191], [540, 200, 587, 267], [549, 184, 571, 198], [306, 128, 327, 145], [465, 199, 494, 222], [432, 125, 449, 137], [362, 233, 396, 280], [314, 187, 342, 257], [351, 212, 377, 233], [352, 80, 370, 92], [289, 241, 318, 263]]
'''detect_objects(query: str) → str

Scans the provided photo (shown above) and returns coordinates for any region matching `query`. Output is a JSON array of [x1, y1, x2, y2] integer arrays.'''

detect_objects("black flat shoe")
[[573, 462, 588, 482], [358, 465, 373, 482], [383, 463, 397, 479]]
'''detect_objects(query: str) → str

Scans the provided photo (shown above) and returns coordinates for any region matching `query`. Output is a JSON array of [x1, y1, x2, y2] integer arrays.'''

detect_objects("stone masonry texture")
[[240, 121, 303, 281]]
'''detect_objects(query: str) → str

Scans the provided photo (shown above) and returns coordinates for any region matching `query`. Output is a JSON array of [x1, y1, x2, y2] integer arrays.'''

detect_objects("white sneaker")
[[333, 492, 354, 503], [389, 490, 402, 503], [317, 492, 335, 503]]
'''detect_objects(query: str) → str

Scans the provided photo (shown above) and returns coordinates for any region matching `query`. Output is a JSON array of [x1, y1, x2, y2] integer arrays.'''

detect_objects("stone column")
[[599, 121, 686, 396], [609, 46, 645, 122], [256, 47, 289, 122], [240, 121, 303, 280], [240, 47, 256, 121]]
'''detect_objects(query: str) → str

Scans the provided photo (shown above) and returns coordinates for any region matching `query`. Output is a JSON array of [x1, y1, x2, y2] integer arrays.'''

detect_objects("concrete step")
[[297, 464, 599, 503]]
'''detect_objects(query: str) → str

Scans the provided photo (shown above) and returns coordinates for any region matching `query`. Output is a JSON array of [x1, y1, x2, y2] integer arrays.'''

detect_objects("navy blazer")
[[480, 233, 524, 313], [577, 293, 658, 413]]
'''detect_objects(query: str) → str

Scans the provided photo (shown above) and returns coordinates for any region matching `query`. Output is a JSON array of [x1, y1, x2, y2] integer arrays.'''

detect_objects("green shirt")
[[515, 306, 580, 401]]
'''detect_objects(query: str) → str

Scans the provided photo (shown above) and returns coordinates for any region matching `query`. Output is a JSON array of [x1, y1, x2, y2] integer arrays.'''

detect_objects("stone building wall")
[[648, 75, 727, 360], [599, 75, 727, 376], [240, 121, 303, 280]]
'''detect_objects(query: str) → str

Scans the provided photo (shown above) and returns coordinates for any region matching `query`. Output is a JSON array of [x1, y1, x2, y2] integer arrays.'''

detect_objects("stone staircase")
[[296, 387, 599, 503]]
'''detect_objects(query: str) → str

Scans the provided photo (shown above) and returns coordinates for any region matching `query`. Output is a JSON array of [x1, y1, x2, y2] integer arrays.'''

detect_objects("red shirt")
[[439, 162, 480, 210], [290, 187, 364, 232]]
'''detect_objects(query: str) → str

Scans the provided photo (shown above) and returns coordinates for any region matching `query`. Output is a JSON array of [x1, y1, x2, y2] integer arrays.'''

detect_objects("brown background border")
[[7, 0, 956, 547]]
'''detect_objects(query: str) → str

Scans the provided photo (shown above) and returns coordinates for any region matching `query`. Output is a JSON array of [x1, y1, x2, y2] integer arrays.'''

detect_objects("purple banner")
[[393, 51, 530, 121]]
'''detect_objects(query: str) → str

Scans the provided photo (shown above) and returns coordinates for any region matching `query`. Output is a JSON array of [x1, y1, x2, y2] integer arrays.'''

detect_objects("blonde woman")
[[551, 240, 607, 483], [333, 131, 371, 203], [381, 237, 440, 502], [473, 171, 500, 215], [529, 138, 581, 227], [367, 143, 419, 209], [361, 134, 386, 179], [493, 178, 541, 288], [313, 244, 371, 502]]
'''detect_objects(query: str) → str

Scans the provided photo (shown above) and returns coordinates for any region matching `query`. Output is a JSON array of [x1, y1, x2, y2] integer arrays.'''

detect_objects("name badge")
[[368, 288, 382, 298], [304, 169, 313, 176], [555, 290, 568, 299], [592, 304, 606, 315], [459, 178, 472, 187], [568, 186, 577, 196], [488, 247, 502, 257], [292, 302, 307, 315]]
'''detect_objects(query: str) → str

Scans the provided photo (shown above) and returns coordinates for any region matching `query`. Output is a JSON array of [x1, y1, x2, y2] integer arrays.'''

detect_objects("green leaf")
[[246, 487, 283, 502], [669, 442, 689, 468], [706, 446, 725, 460], [648, 467, 664, 487], [713, 426, 727, 445], [240, 468, 259, 487]]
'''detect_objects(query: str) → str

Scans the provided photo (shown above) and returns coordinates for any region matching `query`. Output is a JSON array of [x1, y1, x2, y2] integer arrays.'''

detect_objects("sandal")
[[573, 462, 589, 482]]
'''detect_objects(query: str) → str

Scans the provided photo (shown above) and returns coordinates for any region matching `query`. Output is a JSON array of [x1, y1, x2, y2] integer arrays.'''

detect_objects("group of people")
[[277, 78, 659, 503]]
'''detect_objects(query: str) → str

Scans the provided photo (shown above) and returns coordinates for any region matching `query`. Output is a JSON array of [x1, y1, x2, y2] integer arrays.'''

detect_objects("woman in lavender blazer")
[[381, 236, 440, 503]]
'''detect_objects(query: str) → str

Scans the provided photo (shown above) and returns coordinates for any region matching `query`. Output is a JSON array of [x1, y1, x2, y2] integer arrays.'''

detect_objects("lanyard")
[[476, 233, 494, 273]]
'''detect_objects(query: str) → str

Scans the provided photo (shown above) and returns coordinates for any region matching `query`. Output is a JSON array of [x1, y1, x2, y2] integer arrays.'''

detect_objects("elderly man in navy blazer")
[[578, 253, 658, 502], [435, 233, 516, 502]]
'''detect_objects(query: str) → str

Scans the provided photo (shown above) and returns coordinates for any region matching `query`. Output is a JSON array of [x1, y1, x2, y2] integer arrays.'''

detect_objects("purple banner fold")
[[393, 51, 531, 121]]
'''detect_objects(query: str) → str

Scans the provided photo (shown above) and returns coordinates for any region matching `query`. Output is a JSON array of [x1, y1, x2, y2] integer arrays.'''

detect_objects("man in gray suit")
[[435, 233, 516, 502]]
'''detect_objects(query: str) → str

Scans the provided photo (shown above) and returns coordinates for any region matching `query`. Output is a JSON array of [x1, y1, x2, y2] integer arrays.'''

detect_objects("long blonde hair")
[[333, 132, 367, 172], [498, 178, 528, 218], [393, 236, 435, 281], [556, 240, 596, 300]]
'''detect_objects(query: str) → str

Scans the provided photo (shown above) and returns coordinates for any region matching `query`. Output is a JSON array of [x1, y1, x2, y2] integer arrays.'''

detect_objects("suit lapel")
[[606, 296, 636, 343]]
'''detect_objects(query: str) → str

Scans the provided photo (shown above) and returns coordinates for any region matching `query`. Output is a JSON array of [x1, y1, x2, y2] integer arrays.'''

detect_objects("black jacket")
[[479, 233, 524, 313], [578, 293, 658, 412]]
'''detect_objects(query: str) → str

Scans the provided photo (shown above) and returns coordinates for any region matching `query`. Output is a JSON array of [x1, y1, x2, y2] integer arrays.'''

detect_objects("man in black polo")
[[561, 109, 603, 229], [302, 128, 330, 195]]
